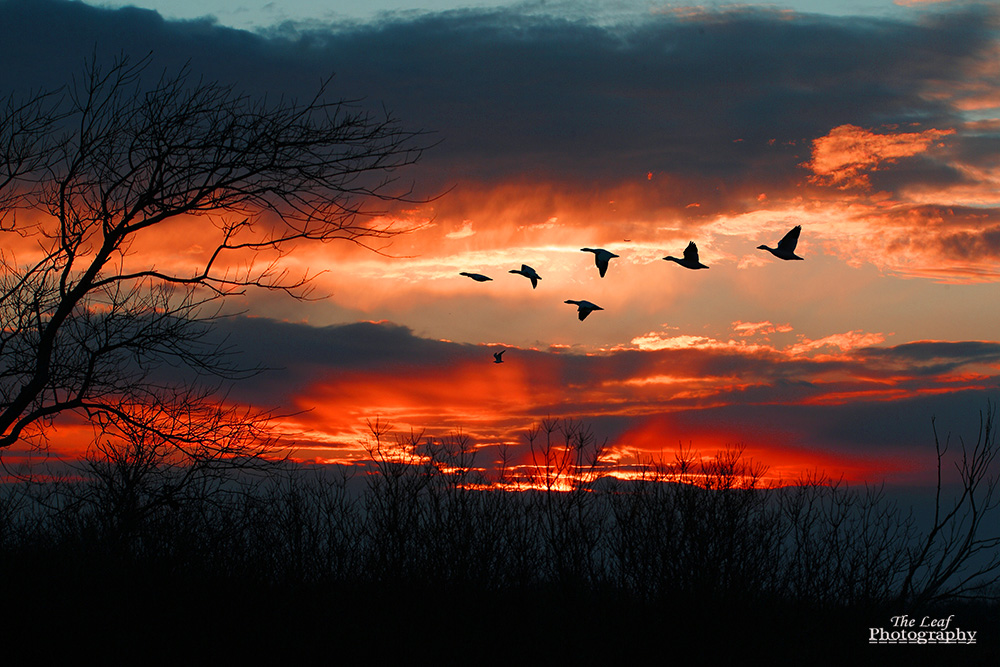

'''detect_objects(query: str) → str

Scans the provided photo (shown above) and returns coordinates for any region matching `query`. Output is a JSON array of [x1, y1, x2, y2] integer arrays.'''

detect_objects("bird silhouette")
[[663, 241, 709, 270], [493, 349, 505, 363], [509, 264, 541, 288], [580, 248, 619, 277], [564, 300, 604, 321], [459, 272, 493, 282], [758, 225, 804, 260]]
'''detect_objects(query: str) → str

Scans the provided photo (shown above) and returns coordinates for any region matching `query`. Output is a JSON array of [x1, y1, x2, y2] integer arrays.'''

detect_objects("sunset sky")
[[1, 0, 998, 485]]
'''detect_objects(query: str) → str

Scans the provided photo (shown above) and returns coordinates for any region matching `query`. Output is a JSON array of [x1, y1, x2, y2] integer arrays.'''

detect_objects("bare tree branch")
[[0, 53, 431, 453]]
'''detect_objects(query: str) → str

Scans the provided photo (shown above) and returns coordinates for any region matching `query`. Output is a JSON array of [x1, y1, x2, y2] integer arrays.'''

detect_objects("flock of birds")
[[462, 225, 805, 362]]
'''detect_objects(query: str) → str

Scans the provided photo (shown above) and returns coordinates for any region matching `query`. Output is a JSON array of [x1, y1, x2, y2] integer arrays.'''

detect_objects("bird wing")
[[683, 241, 699, 263], [777, 225, 801, 251], [578, 308, 589, 321], [597, 257, 608, 277]]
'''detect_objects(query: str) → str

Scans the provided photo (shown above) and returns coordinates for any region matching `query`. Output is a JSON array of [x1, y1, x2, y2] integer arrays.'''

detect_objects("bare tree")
[[898, 404, 1000, 605], [0, 54, 428, 453], [0, 87, 62, 217]]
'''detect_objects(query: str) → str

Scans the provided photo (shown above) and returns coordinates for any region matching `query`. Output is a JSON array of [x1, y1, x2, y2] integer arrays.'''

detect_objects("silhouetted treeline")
[[1, 417, 997, 664]]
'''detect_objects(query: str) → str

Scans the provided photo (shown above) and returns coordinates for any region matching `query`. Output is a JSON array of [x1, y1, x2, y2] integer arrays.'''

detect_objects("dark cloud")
[[209, 317, 489, 404], [295, 5, 998, 203], [862, 340, 1000, 372], [1, 0, 996, 213], [217, 318, 472, 369], [641, 386, 996, 464], [218, 317, 1000, 385]]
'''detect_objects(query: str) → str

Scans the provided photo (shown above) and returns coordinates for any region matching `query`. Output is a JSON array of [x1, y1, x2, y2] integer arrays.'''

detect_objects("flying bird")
[[509, 264, 541, 288], [493, 349, 505, 364], [663, 241, 709, 270], [459, 272, 493, 282], [580, 247, 619, 278], [564, 300, 604, 321], [758, 225, 804, 261]]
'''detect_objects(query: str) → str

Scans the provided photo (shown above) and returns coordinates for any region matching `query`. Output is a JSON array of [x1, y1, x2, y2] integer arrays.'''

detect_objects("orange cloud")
[[627, 323, 883, 359], [732, 320, 794, 337], [804, 124, 955, 188], [787, 330, 887, 356]]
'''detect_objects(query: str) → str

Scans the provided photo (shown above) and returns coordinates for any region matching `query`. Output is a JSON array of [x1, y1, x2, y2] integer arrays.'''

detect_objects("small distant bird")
[[459, 272, 493, 282], [663, 241, 709, 270], [758, 225, 804, 260], [564, 299, 604, 321], [509, 264, 541, 288], [493, 350, 505, 364], [580, 248, 619, 278]]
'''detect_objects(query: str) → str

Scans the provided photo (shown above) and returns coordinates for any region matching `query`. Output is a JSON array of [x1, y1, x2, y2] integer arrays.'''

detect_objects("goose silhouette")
[[493, 349, 505, 363], [509, 264, 541, 288], [664, 241, 709, 270], [459, 272, 493, 282], [564, 299, 604, 321], [580, 248, 619, 278], [758, 225, 803, 260]]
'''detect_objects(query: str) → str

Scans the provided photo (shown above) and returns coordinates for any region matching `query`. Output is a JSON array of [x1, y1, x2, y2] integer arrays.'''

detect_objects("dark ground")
[[3, 553, 996, 666]]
